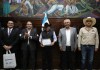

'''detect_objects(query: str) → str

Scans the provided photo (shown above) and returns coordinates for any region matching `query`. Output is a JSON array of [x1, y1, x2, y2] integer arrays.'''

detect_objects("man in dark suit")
[[1, 20, 19, 69], [20, 21, 38, 69], [0, 27, 3, 69]]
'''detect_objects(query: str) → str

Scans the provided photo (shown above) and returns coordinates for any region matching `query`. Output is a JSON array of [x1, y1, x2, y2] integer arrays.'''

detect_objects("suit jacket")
[[1, 28, 19, 51], [58, 27, 77, 51], [0, 28, 2, 46], [20, 28, 38, 50]]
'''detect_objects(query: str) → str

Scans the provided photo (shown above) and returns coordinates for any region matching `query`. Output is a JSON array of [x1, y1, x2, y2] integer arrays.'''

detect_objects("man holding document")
[[39, 23, 57, 70]]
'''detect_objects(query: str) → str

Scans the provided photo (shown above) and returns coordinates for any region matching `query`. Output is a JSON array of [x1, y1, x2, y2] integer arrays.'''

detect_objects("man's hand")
[[3, 45, 12, 51], [40, 44, 44, 47], [60, 47, 63, 51], [95, 48, 98, 52], [24, 32, 29, 39], [73, 48, 77, 52], [78, 47, 81, 51], [8, 46, 12, 48], [51, 42, 55, 46]]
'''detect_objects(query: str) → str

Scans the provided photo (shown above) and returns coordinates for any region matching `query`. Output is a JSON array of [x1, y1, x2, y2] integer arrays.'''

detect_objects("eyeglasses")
[[64, 22, 70, 23]]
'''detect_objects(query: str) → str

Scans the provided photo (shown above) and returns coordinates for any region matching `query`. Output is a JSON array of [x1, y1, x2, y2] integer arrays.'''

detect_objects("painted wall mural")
[[3, 0, 100, 18]]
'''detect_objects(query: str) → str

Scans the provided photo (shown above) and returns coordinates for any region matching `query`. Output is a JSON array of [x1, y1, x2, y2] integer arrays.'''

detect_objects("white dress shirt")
[[8, 28, 13, 36], [66, 29, 71, 46], [27, 29, 31, 45]]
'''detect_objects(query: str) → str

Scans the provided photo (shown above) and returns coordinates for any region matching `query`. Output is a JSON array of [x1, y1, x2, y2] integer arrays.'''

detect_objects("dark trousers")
[[0, 46, 4, 69], [60, 46, 75, 70], [42, 46, 52, 70], [81, 45, 95, 70], [5, 69, 16, 70], [22, 45, 35, 69]]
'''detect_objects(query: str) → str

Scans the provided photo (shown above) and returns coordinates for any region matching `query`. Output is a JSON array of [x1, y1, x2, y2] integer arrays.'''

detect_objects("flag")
[[42, 12, 49, 27]]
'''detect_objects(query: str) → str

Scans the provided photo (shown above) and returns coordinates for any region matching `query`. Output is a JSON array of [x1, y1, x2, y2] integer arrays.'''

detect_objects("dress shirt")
[[27, 29, 31, 45], [8, 28, 13, 36], [78, 27, 99, 48], [66, 29, 71, 46]]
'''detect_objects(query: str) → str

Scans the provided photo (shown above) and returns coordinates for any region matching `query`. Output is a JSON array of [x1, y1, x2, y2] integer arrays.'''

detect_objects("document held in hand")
[[42, 39, 51, 46]]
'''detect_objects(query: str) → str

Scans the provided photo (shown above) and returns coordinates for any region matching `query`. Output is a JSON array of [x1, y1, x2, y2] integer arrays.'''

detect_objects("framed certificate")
[[42, 39, 51, 46]]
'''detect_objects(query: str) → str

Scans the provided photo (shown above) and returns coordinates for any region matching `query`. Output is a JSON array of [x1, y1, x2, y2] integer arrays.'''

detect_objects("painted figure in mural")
[[3, 0, 10, 16], [65, 0, 79, 15], [95, 0, 100, 7], [34, 0, 79, 17], [34, 0, 65, 17], [20, 0, 33, 16], [33, 0, 52, 17], [79, 0, 100, 17], [24, 0, 33, 16], [16, 0, 22, 3], [9, 0, 22, 4], [80, 0, 100, 8], [12, 0, 34, 17], [19, 3, 28, 16], [56, 0, 79, 16], [46, 0, 64, 15], [33, 0, 47, 15], [6, 0, 99, 17], [10, 0, 17, 5]]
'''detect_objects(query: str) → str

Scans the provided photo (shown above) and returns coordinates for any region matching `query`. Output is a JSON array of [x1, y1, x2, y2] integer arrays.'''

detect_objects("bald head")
[[63, 19, 71, 28]]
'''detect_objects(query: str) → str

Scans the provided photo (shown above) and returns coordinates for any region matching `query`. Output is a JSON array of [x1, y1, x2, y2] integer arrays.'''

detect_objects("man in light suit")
[[58, 19, 77, 70], [20, 21, 38, 69]]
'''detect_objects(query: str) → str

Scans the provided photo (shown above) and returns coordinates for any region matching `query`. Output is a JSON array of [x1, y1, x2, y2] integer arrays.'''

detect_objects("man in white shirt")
[[58, 19, 77, 70], [39, 23, 57, 70], [1, 20, 19, 69]]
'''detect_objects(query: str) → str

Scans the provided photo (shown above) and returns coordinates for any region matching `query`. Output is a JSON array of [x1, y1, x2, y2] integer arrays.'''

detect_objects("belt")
[[82, 45, 95, 46], [66, 46, 71, 47]]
